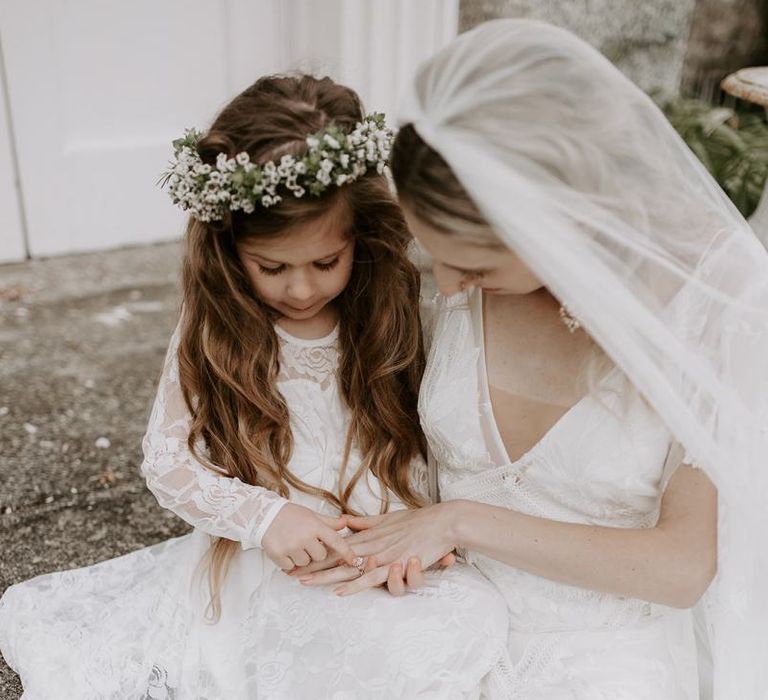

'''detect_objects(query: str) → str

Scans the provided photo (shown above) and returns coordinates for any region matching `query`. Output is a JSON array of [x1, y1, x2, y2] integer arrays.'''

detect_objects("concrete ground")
[[0, 242, 191, 698], [0, 239, 436, 698]]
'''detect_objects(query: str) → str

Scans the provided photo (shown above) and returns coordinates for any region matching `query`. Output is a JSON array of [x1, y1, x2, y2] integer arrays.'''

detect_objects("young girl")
[[0, 75, 508, 698]]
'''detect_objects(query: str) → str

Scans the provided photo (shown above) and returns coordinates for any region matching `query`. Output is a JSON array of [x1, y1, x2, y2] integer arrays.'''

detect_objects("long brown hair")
[[179, 75, 426, 619]]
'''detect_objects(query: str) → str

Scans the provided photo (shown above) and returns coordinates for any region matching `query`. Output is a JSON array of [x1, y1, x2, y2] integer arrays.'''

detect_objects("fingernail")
[[298, 577, 312, 584], [335, 587, 347, 596]]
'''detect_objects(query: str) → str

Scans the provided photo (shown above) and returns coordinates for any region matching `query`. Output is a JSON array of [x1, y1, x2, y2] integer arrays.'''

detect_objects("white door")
[[0, 0, 457, 258], [0, 46, 25, 264], [0, 0, 286, 257]]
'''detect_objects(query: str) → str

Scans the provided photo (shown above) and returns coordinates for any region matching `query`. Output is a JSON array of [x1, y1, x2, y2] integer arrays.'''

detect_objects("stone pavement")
[[0, 242, 191, 698]]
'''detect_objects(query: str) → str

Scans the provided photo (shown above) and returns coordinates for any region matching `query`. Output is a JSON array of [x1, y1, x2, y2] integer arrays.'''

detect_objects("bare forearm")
[[446, 499, 714, 608]]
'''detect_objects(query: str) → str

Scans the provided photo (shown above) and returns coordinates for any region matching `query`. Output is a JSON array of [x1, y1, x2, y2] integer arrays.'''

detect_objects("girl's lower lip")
[[482, 287, 501, 292]]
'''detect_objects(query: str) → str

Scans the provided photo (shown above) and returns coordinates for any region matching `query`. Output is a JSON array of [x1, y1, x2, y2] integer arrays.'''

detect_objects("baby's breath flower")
[[160, 114, 393, 221], [324, 134, 341, 149]]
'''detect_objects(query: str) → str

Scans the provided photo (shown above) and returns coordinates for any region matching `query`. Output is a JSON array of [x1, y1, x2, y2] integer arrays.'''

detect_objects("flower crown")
[[160, 113, 393, 222]]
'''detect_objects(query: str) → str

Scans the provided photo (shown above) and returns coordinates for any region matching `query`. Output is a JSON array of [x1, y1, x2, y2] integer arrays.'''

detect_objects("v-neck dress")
[[419, 288, 700, 699]]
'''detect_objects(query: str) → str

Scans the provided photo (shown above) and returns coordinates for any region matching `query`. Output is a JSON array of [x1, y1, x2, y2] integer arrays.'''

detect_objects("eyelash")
[[257, 257, 340, 276]]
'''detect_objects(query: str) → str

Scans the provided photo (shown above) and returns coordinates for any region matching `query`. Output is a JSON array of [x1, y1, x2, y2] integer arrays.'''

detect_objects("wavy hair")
[[179, 75, 426, 620]]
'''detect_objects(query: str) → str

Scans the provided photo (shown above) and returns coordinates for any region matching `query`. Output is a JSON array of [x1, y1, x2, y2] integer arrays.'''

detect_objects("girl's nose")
[[286, 272, 314, 301]]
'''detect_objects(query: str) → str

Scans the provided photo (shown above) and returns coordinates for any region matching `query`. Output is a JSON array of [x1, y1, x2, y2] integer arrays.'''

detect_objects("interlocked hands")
[[287, 503, 458, 596]]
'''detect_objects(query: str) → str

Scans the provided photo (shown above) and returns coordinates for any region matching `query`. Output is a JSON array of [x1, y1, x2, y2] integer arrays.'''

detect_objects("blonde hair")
[[391, 123, 632, 408]]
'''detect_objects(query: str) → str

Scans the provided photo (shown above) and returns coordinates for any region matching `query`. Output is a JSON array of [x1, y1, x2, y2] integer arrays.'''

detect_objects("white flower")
[[215, 153, 229, 172], [163, 113, 393, 221], [324, 134, 341, 149], [261, 194, 282, 207]]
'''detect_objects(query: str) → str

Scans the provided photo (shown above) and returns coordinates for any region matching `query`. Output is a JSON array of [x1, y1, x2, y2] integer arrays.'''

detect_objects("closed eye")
[[444, 264, 489, 277], [258, 264, 287, 276], [314, 257, 340, 271]]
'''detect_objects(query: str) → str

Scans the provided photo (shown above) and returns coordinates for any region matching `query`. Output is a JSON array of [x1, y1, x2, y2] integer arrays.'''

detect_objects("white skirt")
[[0, 528, 509, 699]]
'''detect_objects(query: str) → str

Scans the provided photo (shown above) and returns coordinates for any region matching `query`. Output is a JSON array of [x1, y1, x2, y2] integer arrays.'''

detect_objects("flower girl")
[[0, 74, 507, 699]]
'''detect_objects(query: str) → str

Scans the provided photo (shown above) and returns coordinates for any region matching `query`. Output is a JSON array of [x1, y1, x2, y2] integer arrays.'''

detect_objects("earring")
[[559, 305, 581, 333]]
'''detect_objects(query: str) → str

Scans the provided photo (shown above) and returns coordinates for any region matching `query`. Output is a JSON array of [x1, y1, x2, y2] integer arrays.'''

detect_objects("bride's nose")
[[434, 264, 464, 296]]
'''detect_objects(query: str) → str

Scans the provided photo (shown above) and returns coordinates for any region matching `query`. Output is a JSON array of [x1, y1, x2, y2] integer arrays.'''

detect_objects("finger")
[[276, 556, 295, 572], [289, 549, 311, 567], [305, 539, 328, 563], [437, 552, 456, 567], [387, 563, 406, 596], [290, 555, 344, 577], [335, 565, 389, 596], [318, 527, 357, 566], [405, 558, 425, 589], [345, 514, 386, 531], [340, 539, 389, 558], [318, 514, 348, 530], [299, 566, 361, 586]]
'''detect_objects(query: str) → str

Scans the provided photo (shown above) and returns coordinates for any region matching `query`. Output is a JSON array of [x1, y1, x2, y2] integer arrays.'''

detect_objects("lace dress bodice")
[[419, 289, 699, 698], [422, 289, 678, 524], [140, 321, 424, 550]]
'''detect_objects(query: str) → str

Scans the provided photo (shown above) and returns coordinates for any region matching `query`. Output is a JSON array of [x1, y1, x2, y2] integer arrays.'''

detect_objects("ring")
[[352, 556, 365, 576]]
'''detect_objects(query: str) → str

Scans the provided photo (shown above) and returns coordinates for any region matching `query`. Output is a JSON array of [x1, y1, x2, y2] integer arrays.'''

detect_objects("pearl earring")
[[559, 305, 581, 333]]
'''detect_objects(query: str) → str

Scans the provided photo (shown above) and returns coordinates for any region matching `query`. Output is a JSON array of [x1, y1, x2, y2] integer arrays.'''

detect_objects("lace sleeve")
[[140, 322, 288, 549], [409, 455, 430, 504]]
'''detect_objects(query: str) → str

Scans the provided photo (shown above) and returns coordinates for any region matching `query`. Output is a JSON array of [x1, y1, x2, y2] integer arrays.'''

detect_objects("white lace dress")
[[0, 320, 509, 700], [420, 289, 701, 700]]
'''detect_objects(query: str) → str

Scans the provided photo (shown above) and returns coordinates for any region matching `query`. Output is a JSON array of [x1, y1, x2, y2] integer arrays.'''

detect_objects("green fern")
[[664, 98, 768, 218]]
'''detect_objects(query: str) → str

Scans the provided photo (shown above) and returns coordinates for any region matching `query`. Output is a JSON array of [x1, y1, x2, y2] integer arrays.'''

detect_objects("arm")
[[449, 463, 717, 608], [140, 321, 288, 549], [338, 463, 717, 606]]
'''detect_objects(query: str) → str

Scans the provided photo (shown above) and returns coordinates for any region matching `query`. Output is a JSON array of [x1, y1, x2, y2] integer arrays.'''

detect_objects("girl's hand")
[[261, 503, 355, 571]]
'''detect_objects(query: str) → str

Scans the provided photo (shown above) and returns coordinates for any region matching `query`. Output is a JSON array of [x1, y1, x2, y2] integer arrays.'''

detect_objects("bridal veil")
[[400, 19, 768, 698]]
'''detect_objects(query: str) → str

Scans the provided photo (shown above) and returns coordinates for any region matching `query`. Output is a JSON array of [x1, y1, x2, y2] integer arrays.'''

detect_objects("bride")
[[296, 19, 768, 699]]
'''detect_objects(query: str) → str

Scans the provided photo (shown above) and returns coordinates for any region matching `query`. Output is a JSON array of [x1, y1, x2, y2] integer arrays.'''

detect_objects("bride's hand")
[[344, 504, 457, 569], [292, 551, 457, 589]]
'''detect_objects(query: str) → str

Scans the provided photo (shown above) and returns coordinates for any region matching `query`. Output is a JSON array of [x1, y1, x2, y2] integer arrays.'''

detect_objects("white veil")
[[400, 19, 768, 698]]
